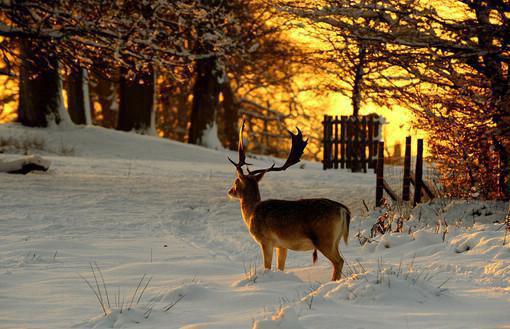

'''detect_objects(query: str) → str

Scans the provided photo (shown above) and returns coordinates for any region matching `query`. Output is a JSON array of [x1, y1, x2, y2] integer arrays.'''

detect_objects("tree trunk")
[[222, 76, 238, 150], [18, 40, 64, 127], [187, 0, 225, 147], [66, 67, 91, 125], [351, 44, 367, 172], [90, 73, 118, 128], [352, 45, 366, 117], [494, 92, 510, 200], [474, 5, 510, 199], [188, 57, 222, 146], [117, 67, 155, 133]]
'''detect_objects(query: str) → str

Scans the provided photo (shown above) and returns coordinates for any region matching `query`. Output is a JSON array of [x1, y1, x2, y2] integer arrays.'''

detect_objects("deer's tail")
[[312, 249, 318, 264], [342, 206, 351, 245]]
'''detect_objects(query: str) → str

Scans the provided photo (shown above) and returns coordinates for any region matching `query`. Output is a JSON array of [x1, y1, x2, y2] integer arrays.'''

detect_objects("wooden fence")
[[322, 115, 382, 172], [376, 137, 436, 207]]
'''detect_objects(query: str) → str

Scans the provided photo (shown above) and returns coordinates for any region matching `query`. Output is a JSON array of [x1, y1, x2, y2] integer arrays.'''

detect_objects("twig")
[[163, 294, 185, 312], [94, 262, 111, 309], [438, 277, 450, 289], [136, 277, 152, 305], [90, 263, 105, 312], [362, 199, 370, 212], [128, 274, 146, 310], [78, 273, 108, 316], [144, 303, 155, 319]]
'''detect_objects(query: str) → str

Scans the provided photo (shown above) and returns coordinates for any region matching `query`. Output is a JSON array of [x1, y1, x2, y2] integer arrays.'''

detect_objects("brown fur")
[[229, 174, 351, 281]]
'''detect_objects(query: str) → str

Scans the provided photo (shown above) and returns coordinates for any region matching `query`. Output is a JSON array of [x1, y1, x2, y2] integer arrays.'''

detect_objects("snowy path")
[[0, 125, 509, 328]]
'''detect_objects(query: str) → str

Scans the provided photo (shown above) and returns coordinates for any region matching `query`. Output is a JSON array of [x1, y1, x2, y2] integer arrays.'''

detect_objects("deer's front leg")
[[276, 248, 287, 271], [261, 243, 273, 270]]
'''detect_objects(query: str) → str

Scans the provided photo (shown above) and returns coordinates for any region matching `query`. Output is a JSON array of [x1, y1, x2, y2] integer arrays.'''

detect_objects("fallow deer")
[[228, 122, 351, 281]]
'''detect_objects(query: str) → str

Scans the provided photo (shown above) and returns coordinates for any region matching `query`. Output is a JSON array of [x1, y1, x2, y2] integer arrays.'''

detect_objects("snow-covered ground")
[[0, 123, 508, 329]]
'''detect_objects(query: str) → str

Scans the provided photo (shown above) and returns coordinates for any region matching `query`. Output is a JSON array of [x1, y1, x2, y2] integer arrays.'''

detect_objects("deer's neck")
[[240, 190, 261, 227]]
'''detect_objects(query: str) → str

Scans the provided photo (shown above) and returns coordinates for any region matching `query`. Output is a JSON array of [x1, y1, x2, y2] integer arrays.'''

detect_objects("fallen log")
[[0, 155, 51, 174]]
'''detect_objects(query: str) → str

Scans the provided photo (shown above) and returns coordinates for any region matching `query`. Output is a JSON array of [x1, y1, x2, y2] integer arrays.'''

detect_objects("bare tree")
[[188, 57, 223, 146], [18, 40, 66, 127], [0, 0, 220, 127], [187, 0, 306, 149], [283, 0, 510, 198], [118, 66, 155, 133]]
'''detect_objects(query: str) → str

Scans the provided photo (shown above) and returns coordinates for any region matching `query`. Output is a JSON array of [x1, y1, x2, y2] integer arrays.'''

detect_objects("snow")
[[0, 123, 509, 329], [200, 122, 223, 150], [0, 154, 50, 173], [82, 69, 92, 126]]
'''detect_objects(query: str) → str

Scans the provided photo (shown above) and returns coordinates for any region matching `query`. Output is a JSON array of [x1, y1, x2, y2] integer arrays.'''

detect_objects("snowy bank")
[[0, 123, 508, 329]]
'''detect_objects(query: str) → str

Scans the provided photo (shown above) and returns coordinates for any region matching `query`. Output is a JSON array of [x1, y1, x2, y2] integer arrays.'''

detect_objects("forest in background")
[[0, 0, 509, 200]]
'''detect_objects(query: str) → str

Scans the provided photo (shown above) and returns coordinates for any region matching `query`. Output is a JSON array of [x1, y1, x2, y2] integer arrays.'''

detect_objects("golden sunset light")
[[0, 1, 509, 327]]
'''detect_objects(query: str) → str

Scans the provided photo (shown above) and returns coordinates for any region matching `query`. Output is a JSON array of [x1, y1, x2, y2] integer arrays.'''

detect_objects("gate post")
[[414, 139, 424, 205], [322, 115, 333, 170], [340, 116, 347, 168], [334, 115, 339, 169], [402, 136, 412, 202], [376, 141, 385, 207], [361, 116, 368, 173], [367, 116, 374, 169]]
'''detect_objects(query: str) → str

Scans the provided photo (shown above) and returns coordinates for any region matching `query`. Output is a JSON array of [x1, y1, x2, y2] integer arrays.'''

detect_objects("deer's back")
[[250, 198, 349, 244]]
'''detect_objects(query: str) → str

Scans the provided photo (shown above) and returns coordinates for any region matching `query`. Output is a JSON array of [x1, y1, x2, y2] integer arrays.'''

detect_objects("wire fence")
[[383, 159, 440, 205]]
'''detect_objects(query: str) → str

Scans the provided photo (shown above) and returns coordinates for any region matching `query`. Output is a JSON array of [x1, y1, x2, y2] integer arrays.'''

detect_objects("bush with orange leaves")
[[415, 95, 509, 200]]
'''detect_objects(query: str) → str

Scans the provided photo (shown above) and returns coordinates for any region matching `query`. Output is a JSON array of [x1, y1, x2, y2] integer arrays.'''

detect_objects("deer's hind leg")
[[276, 248, 287, 271], [260, 243, 274, 270], [317, 237, 344, 281]]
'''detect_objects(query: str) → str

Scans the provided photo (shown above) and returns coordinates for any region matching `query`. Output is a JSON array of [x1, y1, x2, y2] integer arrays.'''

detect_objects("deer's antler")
[[248, 128, 308, 176], [228, 120, 250, 176]]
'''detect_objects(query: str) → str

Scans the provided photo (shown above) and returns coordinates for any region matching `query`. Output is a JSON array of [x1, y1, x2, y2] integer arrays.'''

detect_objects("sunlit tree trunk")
[[117, 67, 155, 133], [18, 40, 65, 127]]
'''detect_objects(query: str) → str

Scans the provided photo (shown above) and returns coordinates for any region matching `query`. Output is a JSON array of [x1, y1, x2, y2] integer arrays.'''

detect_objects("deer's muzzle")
[[228, 186, 237, 198]]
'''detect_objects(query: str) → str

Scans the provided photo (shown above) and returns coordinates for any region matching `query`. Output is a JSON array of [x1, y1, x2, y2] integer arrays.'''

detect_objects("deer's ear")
[[254, 172, 265, 182]]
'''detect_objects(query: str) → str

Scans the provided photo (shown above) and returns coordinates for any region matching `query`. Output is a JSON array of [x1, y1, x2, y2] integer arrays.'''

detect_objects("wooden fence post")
[[367, 117, 374, 169], [361, 116, 367, 173], [414, 139, 424, 205], [402, 136, 412, 202], [345, 117, 352, 169], [334, 115, 339, 169], [322, 115, 330, 170], [340, 116, 347, 168], [376, 141, 385, 207], [373, 119, 380, 172]]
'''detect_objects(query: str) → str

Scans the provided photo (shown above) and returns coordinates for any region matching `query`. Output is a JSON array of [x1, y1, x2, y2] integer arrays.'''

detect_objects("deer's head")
[[227, 121, 308, 201]]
